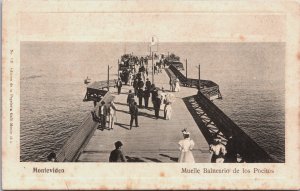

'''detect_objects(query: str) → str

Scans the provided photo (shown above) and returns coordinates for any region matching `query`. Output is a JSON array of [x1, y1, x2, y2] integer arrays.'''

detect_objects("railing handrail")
[[56, 91, 114, 162], [195, 92, 274, 162]]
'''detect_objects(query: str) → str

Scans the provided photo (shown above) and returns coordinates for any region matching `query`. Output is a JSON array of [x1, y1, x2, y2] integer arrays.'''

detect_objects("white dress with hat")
[[159, 92, 166, 109], [178, 138, 195, 163]]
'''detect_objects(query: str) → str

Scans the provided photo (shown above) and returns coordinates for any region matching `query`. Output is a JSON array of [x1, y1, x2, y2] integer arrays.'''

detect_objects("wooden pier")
[[77, 69, 212, 162], [56, 55, 274, 163]]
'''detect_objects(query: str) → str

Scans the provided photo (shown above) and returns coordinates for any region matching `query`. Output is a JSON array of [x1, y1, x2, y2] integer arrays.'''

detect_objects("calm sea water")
[[20, 42, 285, 162]]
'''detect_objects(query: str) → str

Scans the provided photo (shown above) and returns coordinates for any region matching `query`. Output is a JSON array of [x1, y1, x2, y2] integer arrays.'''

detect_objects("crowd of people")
[[96, 54, 175, 131], [90, 54, 243, 164], [46, 53, 243, 164]]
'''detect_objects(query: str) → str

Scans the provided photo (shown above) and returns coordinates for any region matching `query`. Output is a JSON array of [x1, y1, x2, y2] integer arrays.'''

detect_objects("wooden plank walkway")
[[78, 69, 211, 162]]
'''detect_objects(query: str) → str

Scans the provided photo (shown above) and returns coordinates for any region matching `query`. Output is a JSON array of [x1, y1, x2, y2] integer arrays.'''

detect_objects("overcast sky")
[[18, 1, 286, 42]]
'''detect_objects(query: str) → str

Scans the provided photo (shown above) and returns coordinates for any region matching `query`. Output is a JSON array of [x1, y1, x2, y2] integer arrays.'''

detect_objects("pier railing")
[[83, 80, 117, 102], [194, 92, 275, 162], [168, 64, 222, 100], [56, 92, 114, 162], [167, 63, 274, 162]]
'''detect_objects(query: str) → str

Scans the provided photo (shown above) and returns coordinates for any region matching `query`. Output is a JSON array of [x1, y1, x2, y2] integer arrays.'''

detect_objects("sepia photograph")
[[20, 41, 285, 163], [2, 0, 299, 190]]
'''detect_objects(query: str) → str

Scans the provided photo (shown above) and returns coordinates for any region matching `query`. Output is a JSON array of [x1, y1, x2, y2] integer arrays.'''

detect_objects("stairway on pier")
[[78, 69, 211, 162]]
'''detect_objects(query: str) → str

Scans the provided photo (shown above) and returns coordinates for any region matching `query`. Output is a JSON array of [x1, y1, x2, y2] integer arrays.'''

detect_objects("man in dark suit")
[[153, 95, 161, 119], [143, 88, 150, 109], [137, 78, 144, 89], [116, 78, 123, 95], [133, 78, 138, 95], [99, 101, 107, 129], [145, 78, 151, 90], [109, 141, 126, 162], [129, 102, 139, 129], [137, 88, 144, 108], [127, 90, 135, 111]]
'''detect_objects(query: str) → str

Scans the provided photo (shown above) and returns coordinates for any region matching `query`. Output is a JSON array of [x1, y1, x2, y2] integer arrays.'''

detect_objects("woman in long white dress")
[[164, 93, 175, 120], [108, 101, 117, 130], [158, 88, 166, 110], [164, 103, 172, 120], [128, 72, 133, 86], [178, 129, 195, 163], [174, 77, 180, 92]]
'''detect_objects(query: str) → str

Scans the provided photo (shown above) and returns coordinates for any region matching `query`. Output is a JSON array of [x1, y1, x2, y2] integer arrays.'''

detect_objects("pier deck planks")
[[78, 69, 211, 163]]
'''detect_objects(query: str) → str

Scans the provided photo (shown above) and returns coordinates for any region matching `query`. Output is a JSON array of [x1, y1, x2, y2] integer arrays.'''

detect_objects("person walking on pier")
[[99, 101, 107, 130], [153, 95, 162, 119], [164, 93, 175, 120], [129, 102, 139, 129], [116, 78, 123, 95], [209, 138, 227, 163], [137, 88, 144, 108], [145, 78, 151, 90], [108, 101, 117, 130], [169, 78, 174, 92], [109, 141, 126, 162], [137, 78, 144, 89], [164, 102, 172, 120], [159, 87, 166, 110], [151, 85, 158, 107], [174, 77, 180, 92], [143, 87, 150, 109], [178, 129, 195, 163], [127, 90, 135, 111], [128, 72, 133, 86], [133, 78, 138, 95]]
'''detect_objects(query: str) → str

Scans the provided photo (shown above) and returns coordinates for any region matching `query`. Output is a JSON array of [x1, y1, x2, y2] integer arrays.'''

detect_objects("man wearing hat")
[[153, 95, 162, 119], [127, 90, 135, 111], [145, 78, 151, 90], [116, 78, 123, 95], [109, 141, 126, 162], [99, 101, 107, 129], [129, 102, 139, 129]]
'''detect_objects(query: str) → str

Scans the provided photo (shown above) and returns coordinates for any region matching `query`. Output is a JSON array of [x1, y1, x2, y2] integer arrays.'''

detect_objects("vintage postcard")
[[2, 0, 300, 190]]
